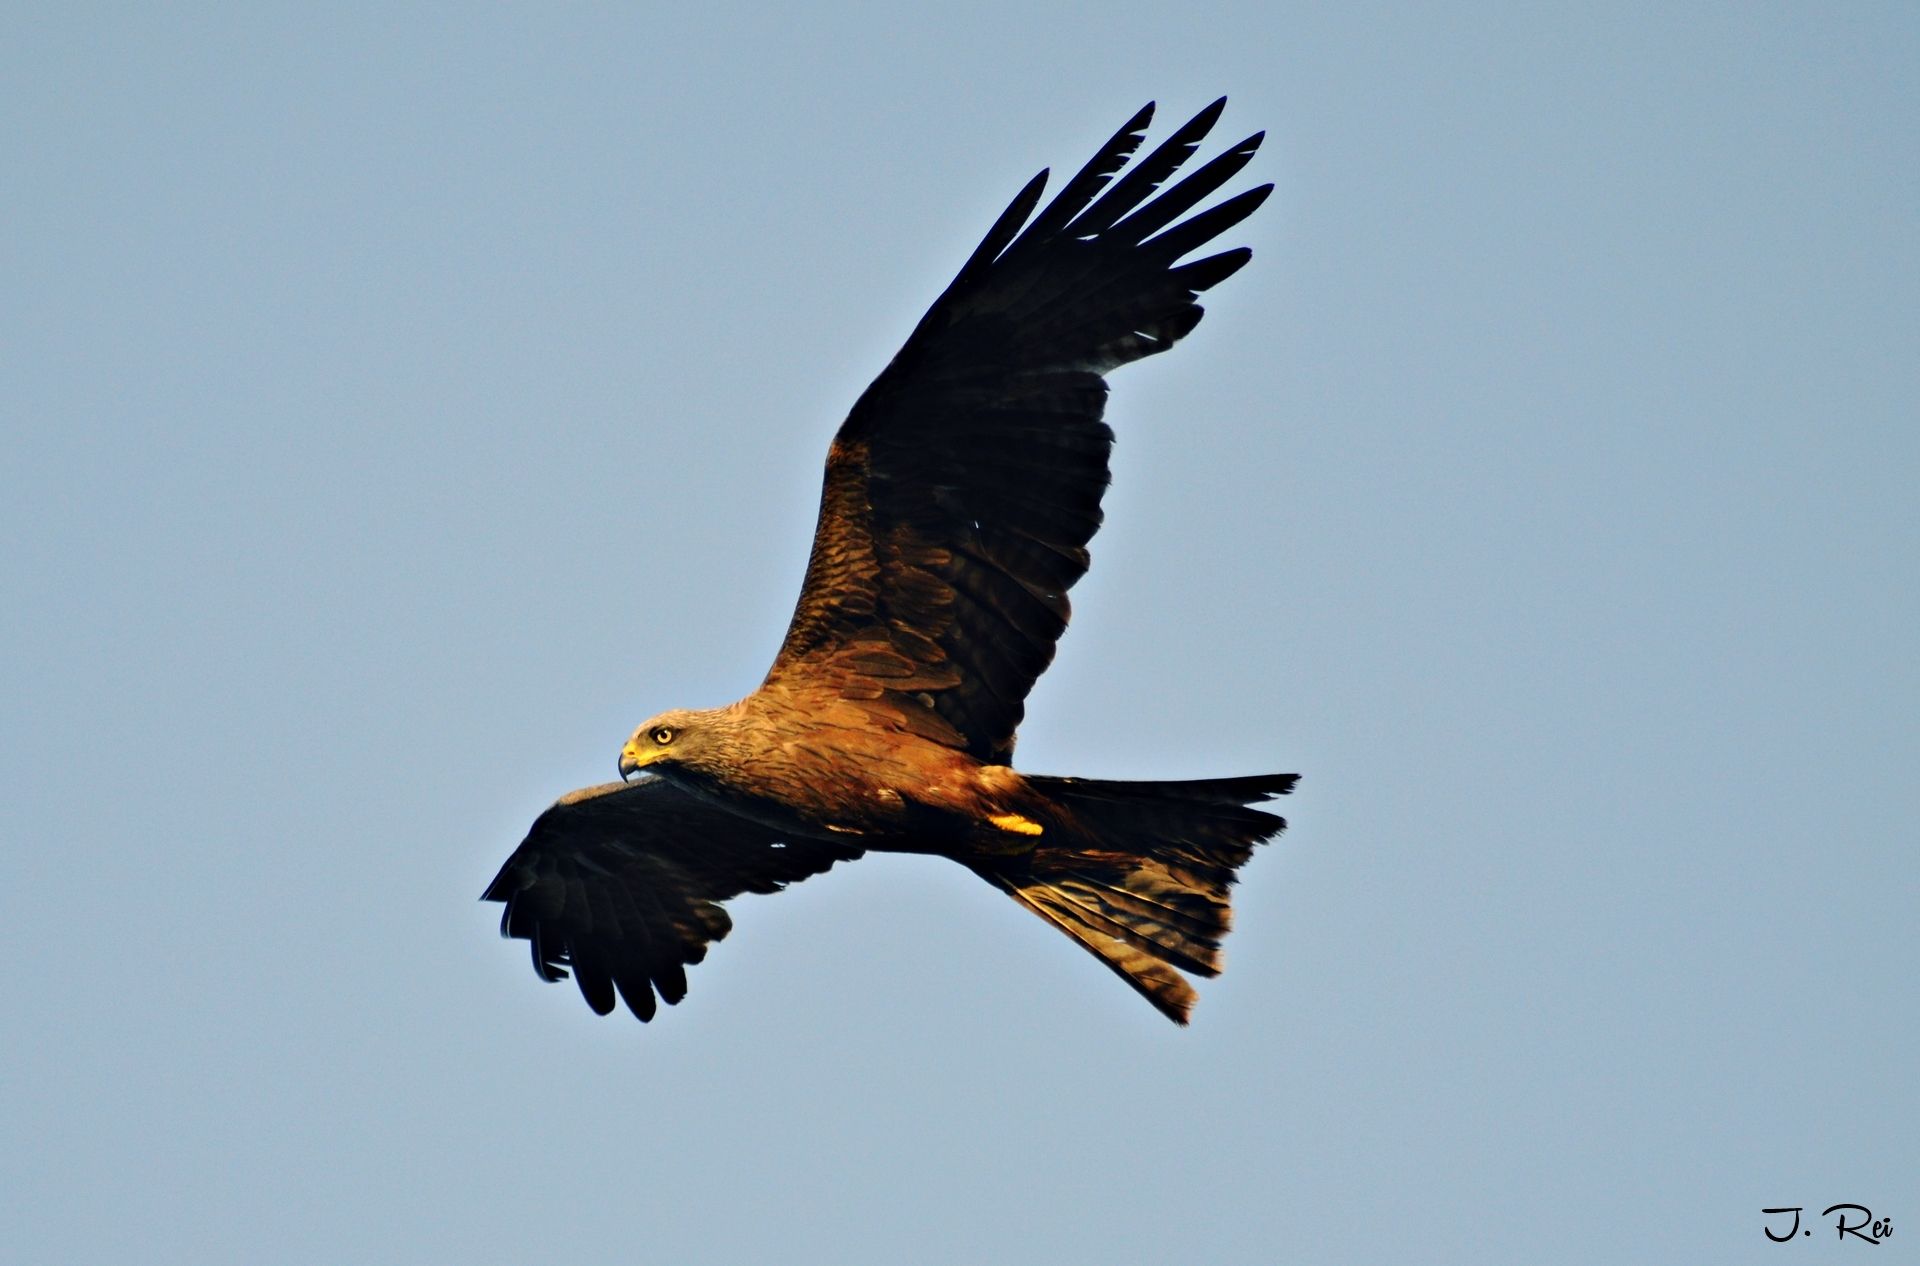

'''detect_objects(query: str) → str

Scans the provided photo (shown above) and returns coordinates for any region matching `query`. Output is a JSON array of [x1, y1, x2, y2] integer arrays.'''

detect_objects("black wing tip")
[[1081, 101, 1265, 247], [530, 934, 566, 984], [1189, 96, 1227, 130], [1171, 246, 1255, 294], [1255, 772, 1301, 799], [932, 96, 1268, 310]]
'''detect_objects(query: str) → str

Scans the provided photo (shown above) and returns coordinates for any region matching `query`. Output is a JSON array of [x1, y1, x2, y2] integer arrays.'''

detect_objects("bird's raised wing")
[[762, 100, 1270, 762], [482, 778, 861, 1021]]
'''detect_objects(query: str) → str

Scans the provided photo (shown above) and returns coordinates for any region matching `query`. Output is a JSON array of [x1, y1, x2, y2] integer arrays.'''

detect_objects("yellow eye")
[[651, 726, 676, 746]]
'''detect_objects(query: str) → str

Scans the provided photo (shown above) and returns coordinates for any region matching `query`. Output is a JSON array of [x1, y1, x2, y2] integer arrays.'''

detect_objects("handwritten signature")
[[1764, 1205, 1893, 1244]]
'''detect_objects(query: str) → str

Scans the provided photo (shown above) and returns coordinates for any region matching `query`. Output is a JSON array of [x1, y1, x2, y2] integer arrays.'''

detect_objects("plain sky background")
[[4, 5, 1915, 1263]]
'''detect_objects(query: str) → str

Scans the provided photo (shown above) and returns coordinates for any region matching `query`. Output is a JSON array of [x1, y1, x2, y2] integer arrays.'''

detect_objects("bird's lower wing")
[[482, 778, 861, 1021]]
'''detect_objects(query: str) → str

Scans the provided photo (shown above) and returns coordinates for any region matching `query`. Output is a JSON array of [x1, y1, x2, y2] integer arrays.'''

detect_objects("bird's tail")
[[968, 772, 1299, 1024]]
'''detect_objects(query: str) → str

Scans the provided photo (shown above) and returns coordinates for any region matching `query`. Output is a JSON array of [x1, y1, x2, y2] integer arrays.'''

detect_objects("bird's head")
[[618, 709, 709, 780]]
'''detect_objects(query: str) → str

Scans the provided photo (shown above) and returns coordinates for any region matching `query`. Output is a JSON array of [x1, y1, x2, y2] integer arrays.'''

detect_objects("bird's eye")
[[651, 726, 676, 746]]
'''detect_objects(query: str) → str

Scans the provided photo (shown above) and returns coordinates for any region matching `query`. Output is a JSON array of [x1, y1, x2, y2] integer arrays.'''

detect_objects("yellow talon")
[[987, 812, 1044, 836]]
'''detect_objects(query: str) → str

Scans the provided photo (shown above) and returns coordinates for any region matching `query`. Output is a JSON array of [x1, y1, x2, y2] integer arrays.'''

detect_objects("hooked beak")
[[618, 739, 649, 782]]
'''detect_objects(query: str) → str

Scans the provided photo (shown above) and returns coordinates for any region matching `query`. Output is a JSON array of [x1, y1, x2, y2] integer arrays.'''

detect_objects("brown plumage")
[[483, 99, 1300, 1026]]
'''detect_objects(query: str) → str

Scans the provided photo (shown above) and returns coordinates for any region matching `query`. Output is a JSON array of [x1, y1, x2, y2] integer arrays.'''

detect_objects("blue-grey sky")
[[5, 5, 1914, 1263]]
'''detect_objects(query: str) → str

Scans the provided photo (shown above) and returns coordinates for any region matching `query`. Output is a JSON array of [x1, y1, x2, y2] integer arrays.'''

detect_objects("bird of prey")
[[483, 99, 1299, 1026]]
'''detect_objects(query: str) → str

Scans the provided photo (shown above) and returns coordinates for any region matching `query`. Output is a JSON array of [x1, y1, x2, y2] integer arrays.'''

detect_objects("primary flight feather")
[[484, 99, 1299, 1025]]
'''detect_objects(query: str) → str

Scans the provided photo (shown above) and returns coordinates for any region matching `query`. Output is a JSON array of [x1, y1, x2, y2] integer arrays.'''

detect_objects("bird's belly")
[[664, 741, 1038, 854]]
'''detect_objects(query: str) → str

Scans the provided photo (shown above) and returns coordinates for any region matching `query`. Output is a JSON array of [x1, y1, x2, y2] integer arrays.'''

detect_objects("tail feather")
[[980, 874, 1203, 1021], [971, 772, 1298, 1024], [1050, 868, 1225, 974]]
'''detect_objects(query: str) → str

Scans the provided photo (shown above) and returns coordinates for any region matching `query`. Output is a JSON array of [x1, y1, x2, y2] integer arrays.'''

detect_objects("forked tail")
[[968, 772, 1300, 1024]]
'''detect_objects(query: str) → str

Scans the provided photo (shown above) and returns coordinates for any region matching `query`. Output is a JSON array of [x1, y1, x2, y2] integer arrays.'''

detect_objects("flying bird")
[[483, 99, 1299, 1026]]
